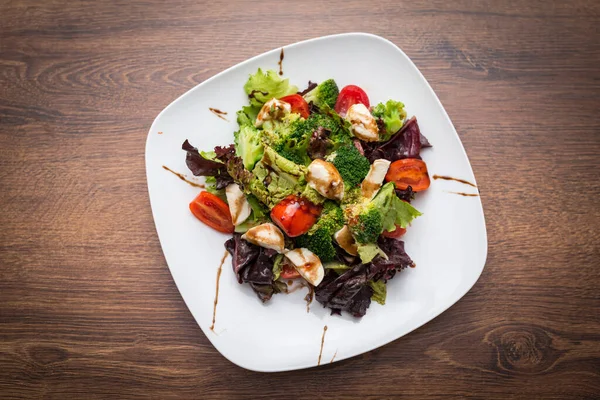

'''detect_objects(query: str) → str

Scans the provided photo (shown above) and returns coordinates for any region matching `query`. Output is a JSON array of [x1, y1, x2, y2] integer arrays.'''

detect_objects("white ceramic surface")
[[146, 33, 487, 372]]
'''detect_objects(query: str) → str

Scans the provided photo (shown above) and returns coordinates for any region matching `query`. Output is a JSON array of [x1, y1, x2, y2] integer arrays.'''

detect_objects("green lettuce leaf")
[[272, 254, 284, 281], [243, 68, 298, 107], [369, 280, 387, 305], [204, 176, 226, 200], [357, 243, 387, 264], [373, 182, 422, 232]]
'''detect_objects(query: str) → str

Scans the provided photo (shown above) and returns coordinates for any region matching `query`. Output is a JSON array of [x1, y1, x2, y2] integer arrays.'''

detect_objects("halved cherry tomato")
[[270, 195, 321, 237], [382, 225, 407, 238], [334, 85, 370, 116], [279, 94, 309, 119], [189, 191, 234, 233], [280, 264, 301, 279], [385, 159, 431, 192]]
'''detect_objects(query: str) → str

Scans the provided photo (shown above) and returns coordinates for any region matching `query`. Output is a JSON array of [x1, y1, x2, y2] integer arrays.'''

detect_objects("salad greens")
[[182, 68, 432, 317]]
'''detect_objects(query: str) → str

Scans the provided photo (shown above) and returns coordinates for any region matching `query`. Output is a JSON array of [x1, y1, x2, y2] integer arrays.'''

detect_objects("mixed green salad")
[[182, 69, 432, 317]]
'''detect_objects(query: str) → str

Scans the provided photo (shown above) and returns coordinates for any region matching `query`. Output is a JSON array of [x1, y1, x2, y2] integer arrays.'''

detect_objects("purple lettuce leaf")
[[315, 237, 414, 317], [369, 237, 415, 282], [364, 117, 431, 163], [182, 140, 225, 176], [224, 234, 281, 302], [224, 234, 259, 284]]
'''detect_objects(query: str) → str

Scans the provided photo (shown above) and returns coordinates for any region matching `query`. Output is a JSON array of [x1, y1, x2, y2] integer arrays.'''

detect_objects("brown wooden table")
[[1, 1, 599, 398]]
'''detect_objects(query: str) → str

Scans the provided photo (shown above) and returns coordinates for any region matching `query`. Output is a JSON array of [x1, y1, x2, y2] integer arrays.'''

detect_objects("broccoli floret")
[[295, 201, 344, 262], [346, 182, 422, 244], [303, 79, 340, 109], [296, 227, 336, 262], [330, 145, 371, 187], [308, 109, 353, 150], [315, 200, 344, 233], [350, 207, 383, 244], [265, 107, 353, 164], [371, 100, 407, 140], [272, 117, 312, 165]]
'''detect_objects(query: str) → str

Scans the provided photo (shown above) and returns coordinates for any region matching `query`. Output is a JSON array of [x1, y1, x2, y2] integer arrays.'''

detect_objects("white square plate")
[[146, 33, 487, 372]]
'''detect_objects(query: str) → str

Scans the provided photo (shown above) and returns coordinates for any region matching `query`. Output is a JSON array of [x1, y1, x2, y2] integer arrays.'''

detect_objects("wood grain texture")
[[1, 0, 599, 398]]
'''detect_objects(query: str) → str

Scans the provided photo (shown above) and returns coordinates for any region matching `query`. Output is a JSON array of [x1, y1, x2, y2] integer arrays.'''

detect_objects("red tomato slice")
[[280, 94, 310, 119], [189, 191, 234, 234], [385, 159, 431, 192], [382, 225, 407, 238], [270, 195, 321, 237], [280, 264, 301, 279], [334, 85, 370, 116]]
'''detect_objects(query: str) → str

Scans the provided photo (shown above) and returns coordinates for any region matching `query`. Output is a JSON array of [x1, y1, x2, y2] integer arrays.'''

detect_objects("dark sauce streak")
[[209, 107, 229, 121], [330, 349, 338, 363], [158, 131, 163, 135], [162, 165, 204, 188], [287, 281, 307, 294], [305, 285, 314, 313], [249, 89, 268, 100], [317, 325, 328, 366], [447, 191, 479, 197], [210, 251, 229, 332], [278, 48, 284, 75], [433, 174, 477, 188]]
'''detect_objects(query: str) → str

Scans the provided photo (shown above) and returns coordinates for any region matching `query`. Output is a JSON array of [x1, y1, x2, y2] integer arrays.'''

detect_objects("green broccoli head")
[[271, 110, 352, 164], [346, 182, 423, 244], [330, 145, 371, 187], [371, 100, 407, 140], [349, 206, 384, 244], [314, 200, 344, 234], [272, 117, 313, 165], [303, 79, 340, 109], [295, 201, 344, 262], [295, 226, 336, 262]]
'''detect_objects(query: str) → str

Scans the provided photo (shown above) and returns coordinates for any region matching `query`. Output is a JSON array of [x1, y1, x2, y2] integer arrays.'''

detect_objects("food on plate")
[[181, 69, 432, 317]]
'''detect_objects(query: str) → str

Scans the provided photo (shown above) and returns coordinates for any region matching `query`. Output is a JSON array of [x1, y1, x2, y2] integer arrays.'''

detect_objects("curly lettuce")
[[243, 68, 298, 107]]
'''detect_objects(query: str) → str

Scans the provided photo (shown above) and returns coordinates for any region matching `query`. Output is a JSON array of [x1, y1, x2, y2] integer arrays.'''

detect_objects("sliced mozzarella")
[[241, 223, 285, 253], [255, 98, 291, 127], [225, 183, 252, 226], [334, 225, 358, 256], [284, 248, 324, 286], [361, 159, 391, 200], [345, 103, 379, 142], [306, 159, 344, 200]]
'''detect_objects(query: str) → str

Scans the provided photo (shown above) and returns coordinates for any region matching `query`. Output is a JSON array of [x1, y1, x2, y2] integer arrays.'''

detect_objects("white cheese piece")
[[255, 98, 291, 127], [241, 223, 285, 253], [225, 183, 252, 226], [361, 159, 391, 200], [333, 225, 359, 256], [284, 248, 324, 286], [345, 103, 379, 142], [306, 159, 344, 200]]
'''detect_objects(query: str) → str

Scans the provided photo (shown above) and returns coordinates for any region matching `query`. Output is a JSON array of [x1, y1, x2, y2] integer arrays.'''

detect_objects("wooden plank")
[[1, 0, 599, 398]]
